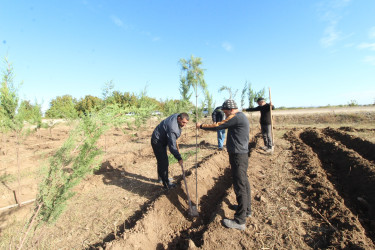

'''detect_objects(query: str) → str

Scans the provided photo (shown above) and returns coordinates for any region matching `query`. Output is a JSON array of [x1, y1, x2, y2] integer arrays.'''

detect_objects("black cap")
[[256, 97, 265, 102], [222, 99, 238, 110]]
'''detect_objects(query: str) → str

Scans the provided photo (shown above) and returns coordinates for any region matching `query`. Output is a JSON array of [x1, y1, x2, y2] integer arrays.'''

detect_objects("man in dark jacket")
[[151, 113, 189, 189], [245, 98, 275, 153], [211, 106, 225, 150], [197, 99, 250, 230]]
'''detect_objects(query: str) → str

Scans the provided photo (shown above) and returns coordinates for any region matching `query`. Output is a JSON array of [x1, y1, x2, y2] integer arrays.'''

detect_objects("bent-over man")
[[197, 99, 250, 230], [151, 113, 189, 190]]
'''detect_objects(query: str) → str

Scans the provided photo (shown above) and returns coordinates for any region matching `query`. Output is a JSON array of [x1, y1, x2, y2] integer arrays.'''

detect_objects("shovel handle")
[[180, 163, 194, 208]]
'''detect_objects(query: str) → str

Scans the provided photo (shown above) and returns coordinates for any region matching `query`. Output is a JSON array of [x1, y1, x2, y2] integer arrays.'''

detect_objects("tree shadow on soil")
[[179, 143, 218, 150], [95, 161, 164, 200]]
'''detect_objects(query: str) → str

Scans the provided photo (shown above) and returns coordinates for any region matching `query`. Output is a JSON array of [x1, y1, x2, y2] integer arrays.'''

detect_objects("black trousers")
[[229, 153, 251, 224], [151, 139, 169, 188]]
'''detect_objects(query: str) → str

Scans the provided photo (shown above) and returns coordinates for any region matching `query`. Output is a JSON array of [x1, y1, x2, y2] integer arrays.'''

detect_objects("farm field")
[[1, 106, 375, 249]]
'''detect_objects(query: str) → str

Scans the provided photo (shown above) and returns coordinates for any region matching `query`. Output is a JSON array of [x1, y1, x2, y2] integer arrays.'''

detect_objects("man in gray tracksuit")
[[197, 99, 251, 230], [151, 113, 189, 189]]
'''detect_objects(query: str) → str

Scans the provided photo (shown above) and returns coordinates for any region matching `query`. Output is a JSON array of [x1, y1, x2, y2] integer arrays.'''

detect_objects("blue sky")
[[1, 0, 374, 112]]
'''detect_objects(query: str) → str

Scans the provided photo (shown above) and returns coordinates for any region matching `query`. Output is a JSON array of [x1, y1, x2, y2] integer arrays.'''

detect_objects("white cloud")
[[358, 42, 375, 51], [364, 56, 375, 66], [141, 31, 160, 42], [369, 26, 375, 39], [222, 42, 233, 52], [317, 0, 351, 48], [320, 22, 341, 48], [110, 15, 124, 27]]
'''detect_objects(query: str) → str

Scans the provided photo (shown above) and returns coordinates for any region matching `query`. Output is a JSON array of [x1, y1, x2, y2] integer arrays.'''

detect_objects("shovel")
[[180, 162, 199, 217]]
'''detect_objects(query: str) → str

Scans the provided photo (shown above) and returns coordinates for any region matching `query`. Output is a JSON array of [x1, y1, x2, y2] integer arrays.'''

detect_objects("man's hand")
[[196, 122, 201, 129]]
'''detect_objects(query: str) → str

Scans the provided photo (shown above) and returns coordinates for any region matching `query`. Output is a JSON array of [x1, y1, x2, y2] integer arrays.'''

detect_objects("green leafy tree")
[[179, 55, 207, 122], [37, 103, 130, 224], [255, 87, 266, 102], [0, 57, 19, 123], [130, 87, 157, 129], [18, 100, 43, 128], [75, 95, 103, 116], [161, 99, 193, 117], [45, 95, 78, 119], [348, 100, 358, 106], [247, 82, 256, 108], [179, 77, 192, 102], [241, 81, 248, 109], [102, 80, 114, 104], [204, 88, 214, 115], [179, 55, 206, 207], [247, 84, 266, 108]]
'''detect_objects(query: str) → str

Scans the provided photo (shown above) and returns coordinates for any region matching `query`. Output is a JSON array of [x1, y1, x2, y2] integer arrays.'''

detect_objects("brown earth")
[[1, 112, 375, 249]]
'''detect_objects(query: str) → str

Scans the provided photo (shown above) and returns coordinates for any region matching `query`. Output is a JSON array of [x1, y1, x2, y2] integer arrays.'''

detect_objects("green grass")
[[0, 173, 16, 183], [168, 149, 198, 164]]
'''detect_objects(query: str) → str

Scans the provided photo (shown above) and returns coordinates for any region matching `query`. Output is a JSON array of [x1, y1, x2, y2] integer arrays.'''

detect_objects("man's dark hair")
[[178, 112, 190, 121]]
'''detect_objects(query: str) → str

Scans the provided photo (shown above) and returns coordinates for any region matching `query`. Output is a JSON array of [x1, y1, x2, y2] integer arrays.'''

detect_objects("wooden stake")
[[13, 190, 20, 206], [269, 87, 275, 146]]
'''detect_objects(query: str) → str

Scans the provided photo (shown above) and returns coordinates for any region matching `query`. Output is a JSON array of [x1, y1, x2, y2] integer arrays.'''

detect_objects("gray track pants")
[[261, 124, 273, 149]]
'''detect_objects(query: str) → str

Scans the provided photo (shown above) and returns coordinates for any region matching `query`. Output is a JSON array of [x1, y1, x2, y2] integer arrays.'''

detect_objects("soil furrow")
[[285, 129, 375, 249], [323, 127, 375, 163], [104, 151, 230, 249], [88, 148, 219, 249], [299, 128, 375, 243]]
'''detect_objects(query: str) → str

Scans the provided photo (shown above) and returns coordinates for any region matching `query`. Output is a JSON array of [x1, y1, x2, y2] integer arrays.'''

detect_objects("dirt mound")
[[285, 129, 375, 248], [323, 127, 375, 163]]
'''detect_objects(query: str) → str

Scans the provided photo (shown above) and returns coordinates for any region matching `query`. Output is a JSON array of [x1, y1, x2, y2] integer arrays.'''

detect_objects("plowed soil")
[[1, 114, 375, 249]]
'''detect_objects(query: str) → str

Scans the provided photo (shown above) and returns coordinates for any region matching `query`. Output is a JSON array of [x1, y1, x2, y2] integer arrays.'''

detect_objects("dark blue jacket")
[[151, 113, 182, 161], [212, 106, 225, 123]]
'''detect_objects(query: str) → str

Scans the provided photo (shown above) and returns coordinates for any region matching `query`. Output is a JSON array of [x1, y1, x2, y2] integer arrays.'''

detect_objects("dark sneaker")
[[158, 177, 173, 184], [223, 219, 245, 230], [164, 183, 176, 190]]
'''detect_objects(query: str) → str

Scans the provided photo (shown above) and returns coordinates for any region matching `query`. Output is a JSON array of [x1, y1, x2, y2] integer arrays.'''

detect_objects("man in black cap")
[[211, 106, 226, 150], [197, 99, 251, 230], [151, 113, 189, 189], [245, 98, 275, 153]]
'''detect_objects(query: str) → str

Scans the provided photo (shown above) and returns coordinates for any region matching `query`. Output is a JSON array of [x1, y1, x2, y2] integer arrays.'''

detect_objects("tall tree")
[[204, 88, 214, 115], [0, 57, 19, 121], [247, 84, 266, 108], [241, 81, 248, 109], [179, 55, 206, 208], [179, 55, 207, 117], [45, 95, 78, 119], [179, 77, 192, 102], [247, 83, 256, 108], [75, 95, 103, 116]]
